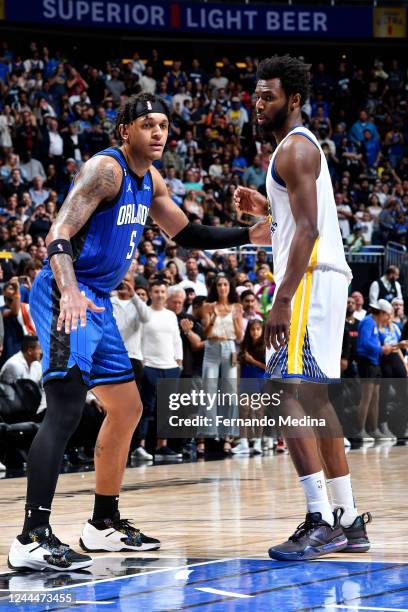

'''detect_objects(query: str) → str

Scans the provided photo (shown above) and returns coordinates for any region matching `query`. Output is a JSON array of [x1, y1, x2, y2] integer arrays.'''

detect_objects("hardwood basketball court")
[[0, 445, 407, 610]]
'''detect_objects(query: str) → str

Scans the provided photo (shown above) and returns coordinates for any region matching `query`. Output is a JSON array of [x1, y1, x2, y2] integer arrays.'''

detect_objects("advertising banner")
[[4, 1, 375, 38], [373, 7, 406, 38]]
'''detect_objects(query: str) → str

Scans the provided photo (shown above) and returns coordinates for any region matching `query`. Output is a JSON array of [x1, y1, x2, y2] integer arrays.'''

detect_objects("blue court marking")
[[1, 559, 408, 611]]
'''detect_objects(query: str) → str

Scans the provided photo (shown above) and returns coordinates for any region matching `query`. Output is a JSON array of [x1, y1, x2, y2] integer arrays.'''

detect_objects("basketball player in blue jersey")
[[8, 92, 270, 571], [235, 56, 371, 561]]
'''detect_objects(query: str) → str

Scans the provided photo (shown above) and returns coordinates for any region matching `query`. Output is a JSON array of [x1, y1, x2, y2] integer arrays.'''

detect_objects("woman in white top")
[[202, 274, 243, 453], [0, 112, 12, 149], [367, 194, 383, 228]]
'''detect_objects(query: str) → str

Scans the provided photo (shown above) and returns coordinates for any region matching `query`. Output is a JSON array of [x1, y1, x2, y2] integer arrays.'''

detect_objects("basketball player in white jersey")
[[235, 55, 371, 560]]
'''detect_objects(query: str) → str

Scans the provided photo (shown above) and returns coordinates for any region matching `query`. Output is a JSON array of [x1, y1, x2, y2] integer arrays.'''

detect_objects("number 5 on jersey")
[[126, 230, 137, 259]]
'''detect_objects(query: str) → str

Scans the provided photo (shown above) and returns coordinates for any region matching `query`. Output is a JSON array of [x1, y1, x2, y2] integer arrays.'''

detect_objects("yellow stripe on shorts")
[[287, 239, 319, 375]]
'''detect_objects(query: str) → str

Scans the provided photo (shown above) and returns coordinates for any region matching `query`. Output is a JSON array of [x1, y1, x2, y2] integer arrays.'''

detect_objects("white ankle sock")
[[299, 470, 334, 526], [326, 473, 358, 527]]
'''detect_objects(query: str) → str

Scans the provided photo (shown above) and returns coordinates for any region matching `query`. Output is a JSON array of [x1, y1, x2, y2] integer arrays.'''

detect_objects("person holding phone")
[[202, 274, 243, 453]]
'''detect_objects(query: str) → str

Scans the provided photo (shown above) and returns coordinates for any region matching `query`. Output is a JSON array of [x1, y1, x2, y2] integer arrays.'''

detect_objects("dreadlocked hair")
[[256, 55, 311, 105], [114, 92, 170, 142]]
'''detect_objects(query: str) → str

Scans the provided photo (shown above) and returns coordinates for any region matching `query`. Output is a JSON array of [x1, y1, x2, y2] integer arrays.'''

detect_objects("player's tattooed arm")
[[47, 156, 121, 250], [46, 156, 122, 334]]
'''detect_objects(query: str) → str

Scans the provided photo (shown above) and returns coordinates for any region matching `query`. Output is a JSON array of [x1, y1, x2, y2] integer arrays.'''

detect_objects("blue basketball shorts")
[[30, 268, 134, 388]]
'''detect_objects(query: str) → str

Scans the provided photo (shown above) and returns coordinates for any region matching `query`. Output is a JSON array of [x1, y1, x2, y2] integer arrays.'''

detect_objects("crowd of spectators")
[[342, 265, 408, 444], [0, 41, 407, 468]]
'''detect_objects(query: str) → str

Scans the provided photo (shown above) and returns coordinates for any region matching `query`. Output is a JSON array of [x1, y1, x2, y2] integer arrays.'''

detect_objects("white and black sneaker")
[[79, 518, 161, 552], [379, 423, 397, 441], [131, 446, 153, 461], [8, 526, 93, 572]]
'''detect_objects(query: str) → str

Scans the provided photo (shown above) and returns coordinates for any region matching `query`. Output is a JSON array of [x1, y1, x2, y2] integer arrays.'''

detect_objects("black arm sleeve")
[[172, 222, 250, 249], [341, 322, 351, 360]]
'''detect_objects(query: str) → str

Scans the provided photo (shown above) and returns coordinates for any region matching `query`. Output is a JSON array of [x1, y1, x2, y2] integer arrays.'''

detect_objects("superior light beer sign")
[[4, 0, 375, 38]]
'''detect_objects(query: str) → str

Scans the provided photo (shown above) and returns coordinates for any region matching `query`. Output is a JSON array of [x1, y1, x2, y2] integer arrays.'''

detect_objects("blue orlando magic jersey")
[[67, 147, 152, 294]]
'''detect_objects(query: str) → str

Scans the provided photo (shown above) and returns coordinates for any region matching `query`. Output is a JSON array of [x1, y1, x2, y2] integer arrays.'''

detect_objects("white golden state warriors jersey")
[[266, 126, 352, 286]]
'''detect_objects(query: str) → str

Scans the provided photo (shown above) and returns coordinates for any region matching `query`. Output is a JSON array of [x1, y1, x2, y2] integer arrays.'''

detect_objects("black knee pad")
[[43, 365, 88, 435]]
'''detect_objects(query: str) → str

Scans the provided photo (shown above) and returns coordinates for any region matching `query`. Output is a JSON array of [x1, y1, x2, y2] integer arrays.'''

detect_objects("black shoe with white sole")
[[154, 446, 182, 461], [8, 526, 93, 572]]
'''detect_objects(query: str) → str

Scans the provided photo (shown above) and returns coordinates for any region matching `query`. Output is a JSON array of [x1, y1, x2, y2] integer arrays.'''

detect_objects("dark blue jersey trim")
[[270, 130, 320, 188], [294, 132, 320, 150], [271, 157, 286, 188], [89, 375, 135, 389], [113, 145, 149, 189]]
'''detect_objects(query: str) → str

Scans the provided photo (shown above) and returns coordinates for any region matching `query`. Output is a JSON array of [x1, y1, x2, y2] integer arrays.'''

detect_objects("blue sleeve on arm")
[[358, 318, 382, 362], [357, 318, 370, 347]]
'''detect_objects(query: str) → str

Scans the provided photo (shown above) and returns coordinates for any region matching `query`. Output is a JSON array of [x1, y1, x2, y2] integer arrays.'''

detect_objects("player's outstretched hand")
[[58, 288, 105, 334], [234, 186, 268, 217], [264, 298, 291, 352]]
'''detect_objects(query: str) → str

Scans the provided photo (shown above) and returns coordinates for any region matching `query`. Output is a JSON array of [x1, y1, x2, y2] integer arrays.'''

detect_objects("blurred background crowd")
[[0, 41, 407, 471]]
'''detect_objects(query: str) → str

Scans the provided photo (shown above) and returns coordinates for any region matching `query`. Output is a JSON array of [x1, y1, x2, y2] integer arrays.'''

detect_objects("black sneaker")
[[341, 512, 372, 553], [268, 509, 348, 561], [8, 526, 93, 572], [154, 446, 182, 461]]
